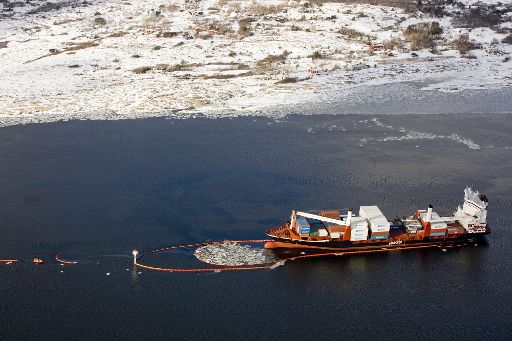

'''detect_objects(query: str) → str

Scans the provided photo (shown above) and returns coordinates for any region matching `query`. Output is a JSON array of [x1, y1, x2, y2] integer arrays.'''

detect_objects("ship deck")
[[267, 222, 469, 244]]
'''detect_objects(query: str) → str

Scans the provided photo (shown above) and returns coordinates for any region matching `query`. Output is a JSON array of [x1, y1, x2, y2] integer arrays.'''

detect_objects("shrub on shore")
[[451, 34, 474, 55], [502, 35, 512, 45], [256, 51, 290, 72], [276, 76, 308, 84], [404, 22, 442, 50], [248, 3, 287, 16], [338, 27, 373, 42], [383, 38, 405, 51], [333, 0, 417, 13], [132, 66, 152, 74], [93, 17, 107, 26], [453, 4, 503, 29], [194, 20, 233, 39], [309, 51, 324, 59], [132, 62, 187, 74], [238, 18, 253, 37]]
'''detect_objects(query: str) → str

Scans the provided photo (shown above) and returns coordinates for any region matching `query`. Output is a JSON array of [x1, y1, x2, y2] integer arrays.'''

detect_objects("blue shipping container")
[[371, 235, 389, 240], [296, 217, 308, 225], [308, 219, 323, 227], [430, 232, 446, 237], [297, 217, 310, 234], [300, 226, 310, 234]]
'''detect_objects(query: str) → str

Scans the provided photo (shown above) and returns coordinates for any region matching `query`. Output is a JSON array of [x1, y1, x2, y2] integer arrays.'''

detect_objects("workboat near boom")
[[265, 188, 490, 254]]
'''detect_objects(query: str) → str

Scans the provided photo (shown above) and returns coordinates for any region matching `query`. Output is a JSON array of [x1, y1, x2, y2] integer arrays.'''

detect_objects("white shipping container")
[[330, 232, 341, 239], [350, 234, 368, 241], [369, 218, 391, 233], [404, 220, 422, 230], [350, 216, 368, 228], [350, 217, 368, 241], [359, 206, 386, 221], [360, 206, 390, 233], [318, 228, 328, 237], [431, 222, 448, 229]]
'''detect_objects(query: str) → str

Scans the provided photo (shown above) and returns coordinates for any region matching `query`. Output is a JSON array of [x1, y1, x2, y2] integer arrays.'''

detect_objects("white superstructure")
[[454, 187, 489, 232]]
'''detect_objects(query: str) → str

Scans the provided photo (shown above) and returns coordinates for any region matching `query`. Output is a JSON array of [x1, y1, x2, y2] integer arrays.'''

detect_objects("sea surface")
[[1, 91, 512, 340]]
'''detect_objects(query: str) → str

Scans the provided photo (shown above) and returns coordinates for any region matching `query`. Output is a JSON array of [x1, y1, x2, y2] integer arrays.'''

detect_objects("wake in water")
[[194, 242, 277, 266]]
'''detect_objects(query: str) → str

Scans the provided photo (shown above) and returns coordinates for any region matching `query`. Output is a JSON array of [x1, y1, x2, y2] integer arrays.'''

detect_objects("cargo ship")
[[265, 188, 490, 254]]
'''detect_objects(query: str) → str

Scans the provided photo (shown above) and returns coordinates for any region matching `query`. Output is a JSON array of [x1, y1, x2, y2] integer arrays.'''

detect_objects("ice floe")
[[361, 117, 481, 150], [194, 242, 277, 266]]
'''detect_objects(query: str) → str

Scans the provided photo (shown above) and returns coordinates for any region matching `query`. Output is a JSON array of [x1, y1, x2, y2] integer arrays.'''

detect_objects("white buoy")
[[132, 249, 139, 264], [106, 272, 110, 276]]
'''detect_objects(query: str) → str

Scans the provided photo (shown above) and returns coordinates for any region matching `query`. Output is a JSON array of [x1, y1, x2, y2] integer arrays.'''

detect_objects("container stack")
[[324, 224, 347, 239], [403, 219, 422, 234], [307, 218, 324, 229], [446, 225, 465, 236], [350, 216, 368, 241], [309, 229, 329, 238], [390, 219, 405, 230], [305, 218, 320, 237], [318, 209, 346, 239], [430, 212, 448, 236], [296, 217, 310, 237], [359, 206, 391, 240], [306, 219, 329, 239], [429, 221, 447, 237]]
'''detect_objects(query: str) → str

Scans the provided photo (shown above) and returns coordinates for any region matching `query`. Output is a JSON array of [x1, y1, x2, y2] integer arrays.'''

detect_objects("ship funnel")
[[346, 209, 352, 226], [426, 204, 433, 223]]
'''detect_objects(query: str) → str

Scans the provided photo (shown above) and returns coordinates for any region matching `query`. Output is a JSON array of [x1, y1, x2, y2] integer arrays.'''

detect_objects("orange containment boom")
[[134, 240, 275, 273], [55, 253, 79, 265], [133, 239, 468, 274]]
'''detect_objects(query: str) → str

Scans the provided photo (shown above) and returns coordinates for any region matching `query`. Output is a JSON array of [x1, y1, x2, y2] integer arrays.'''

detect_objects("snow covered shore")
[[0, 0, 511, 126]]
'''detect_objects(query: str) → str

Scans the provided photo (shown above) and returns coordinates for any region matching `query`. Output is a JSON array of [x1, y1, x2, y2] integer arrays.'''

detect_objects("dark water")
[[1, 113, 512, 340]]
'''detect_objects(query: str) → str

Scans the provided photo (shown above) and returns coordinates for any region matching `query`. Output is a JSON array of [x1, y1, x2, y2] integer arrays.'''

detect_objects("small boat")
[[33, 258, 44, 265]]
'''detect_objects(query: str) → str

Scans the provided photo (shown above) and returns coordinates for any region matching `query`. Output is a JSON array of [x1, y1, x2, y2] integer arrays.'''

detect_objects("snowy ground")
[[0, 0, 511, 126]]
